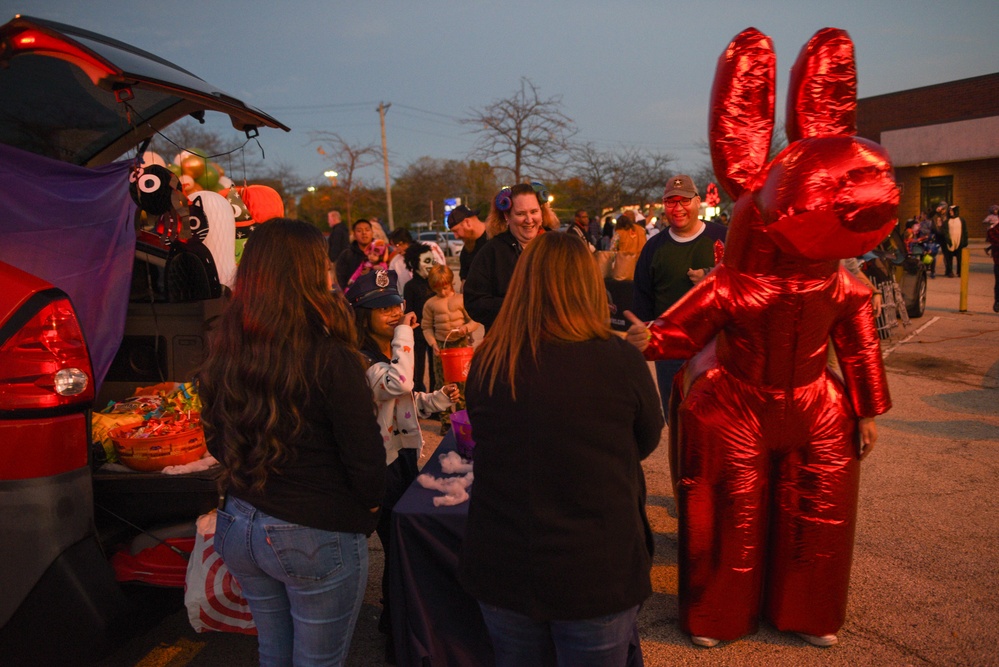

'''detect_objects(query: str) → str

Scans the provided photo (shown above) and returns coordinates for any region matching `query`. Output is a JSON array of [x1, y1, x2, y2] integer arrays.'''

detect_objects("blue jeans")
[[655, 359, 685, 426], [214, 497, 368, 667], [479, 602, 641, 667]]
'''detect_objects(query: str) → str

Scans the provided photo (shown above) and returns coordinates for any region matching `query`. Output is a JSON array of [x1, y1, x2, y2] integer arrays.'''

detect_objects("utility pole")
[[377, 102, 395, 231]]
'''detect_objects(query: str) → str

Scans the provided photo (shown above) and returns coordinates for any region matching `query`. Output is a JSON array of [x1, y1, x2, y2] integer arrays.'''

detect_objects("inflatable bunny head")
[[710, 27, 899, 275]]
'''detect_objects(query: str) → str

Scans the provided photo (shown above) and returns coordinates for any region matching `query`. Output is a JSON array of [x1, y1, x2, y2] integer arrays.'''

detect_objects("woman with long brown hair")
[[199, 219, 385, 667], [459, 232, 664, 666]]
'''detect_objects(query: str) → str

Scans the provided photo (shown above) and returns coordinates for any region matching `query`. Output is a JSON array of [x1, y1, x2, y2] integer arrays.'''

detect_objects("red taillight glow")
[[9, 28, 118, 84], [0, 298, 94, 410]]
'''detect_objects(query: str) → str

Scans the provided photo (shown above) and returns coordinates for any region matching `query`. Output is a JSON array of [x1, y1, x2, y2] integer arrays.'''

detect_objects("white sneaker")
[[691, 635, 720, 648], [796, 632, 838, 647]]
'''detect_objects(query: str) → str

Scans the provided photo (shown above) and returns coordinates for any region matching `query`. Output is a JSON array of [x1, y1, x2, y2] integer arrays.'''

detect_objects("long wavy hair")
[[198, 219, 359, 494], [484, 182, 560, 238], [472, 232, 612, 399]]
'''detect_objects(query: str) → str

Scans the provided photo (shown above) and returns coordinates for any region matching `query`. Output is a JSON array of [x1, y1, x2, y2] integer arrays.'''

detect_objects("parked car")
[[0, 15, 286, 663], [417, 230, 464, 257], [860, 227, 928, 339]]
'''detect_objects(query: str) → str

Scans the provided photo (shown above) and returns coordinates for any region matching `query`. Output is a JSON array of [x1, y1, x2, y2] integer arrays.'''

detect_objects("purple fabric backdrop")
[[0, 142, 136, 393]]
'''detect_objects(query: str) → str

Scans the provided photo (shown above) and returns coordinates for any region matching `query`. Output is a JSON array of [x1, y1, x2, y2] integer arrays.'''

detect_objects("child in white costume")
[[344, 268, 458, 642]]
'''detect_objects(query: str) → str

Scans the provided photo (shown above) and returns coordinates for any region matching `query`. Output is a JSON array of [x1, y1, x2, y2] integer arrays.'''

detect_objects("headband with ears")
[[494, 181, 550, 212], [530, 181, 550, 203], [495, 187, 513, 212]]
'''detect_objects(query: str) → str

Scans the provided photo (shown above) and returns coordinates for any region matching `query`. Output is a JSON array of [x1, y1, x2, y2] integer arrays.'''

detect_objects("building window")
[[921, 176, 952, 214]]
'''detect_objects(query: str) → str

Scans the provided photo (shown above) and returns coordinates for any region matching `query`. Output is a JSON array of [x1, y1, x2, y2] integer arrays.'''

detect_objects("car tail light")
[[6, 27, 118, 84], [0, 297, 94, 410]]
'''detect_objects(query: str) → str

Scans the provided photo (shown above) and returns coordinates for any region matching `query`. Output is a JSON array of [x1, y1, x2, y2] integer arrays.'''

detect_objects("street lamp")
[[324, 170, 338, 187]]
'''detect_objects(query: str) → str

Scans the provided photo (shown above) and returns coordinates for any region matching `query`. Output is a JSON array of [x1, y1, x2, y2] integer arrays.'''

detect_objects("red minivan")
[[0, 15, 287, 663]]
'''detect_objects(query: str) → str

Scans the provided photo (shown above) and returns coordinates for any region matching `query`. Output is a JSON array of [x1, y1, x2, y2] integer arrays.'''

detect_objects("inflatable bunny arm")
[[829, 281, 892, 418]]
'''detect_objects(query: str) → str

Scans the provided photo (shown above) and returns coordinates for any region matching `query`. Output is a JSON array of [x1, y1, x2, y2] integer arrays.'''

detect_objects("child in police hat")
[[344, 268, 459, 645]]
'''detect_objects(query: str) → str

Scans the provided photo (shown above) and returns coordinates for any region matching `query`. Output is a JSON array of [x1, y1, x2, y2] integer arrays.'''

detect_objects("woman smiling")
[[465, 181, 557, 329]]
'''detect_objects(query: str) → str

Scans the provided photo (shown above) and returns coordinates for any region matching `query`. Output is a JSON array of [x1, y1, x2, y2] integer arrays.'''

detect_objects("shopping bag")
[[595, 250, 616, 279], [611, 252, 638, 281], [184, 510, 257, 635]]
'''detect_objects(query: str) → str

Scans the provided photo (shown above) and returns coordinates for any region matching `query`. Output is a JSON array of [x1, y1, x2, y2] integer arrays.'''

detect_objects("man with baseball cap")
[[630, 174, 727, 422], [448, 204, 487, 283]]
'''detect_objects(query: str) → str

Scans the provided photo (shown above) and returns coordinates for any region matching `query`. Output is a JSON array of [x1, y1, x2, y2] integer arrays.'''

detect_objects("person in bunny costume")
[[625, 27, 896, 648]]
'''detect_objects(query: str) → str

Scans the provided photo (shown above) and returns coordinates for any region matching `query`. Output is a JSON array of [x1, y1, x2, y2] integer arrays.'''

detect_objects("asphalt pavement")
[[93, 244, 999, 667]]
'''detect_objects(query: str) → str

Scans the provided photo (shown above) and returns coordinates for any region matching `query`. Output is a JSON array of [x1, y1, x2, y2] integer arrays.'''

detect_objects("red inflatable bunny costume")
[[638, 27, 897, 644]]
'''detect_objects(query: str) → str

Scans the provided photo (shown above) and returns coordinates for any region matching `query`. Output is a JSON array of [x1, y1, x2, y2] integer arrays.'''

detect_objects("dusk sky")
[[5, 1, 998, 189]]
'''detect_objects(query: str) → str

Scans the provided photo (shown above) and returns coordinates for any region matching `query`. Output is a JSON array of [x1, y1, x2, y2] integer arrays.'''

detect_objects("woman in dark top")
[[460, 232, 665, 666], [463, 181, 558, 329], [199, 219, 385, 667]]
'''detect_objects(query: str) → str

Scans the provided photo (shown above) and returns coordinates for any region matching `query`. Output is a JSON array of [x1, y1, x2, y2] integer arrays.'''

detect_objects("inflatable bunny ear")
[[709, 27, 776, 200], [786, 27, 857, 142]]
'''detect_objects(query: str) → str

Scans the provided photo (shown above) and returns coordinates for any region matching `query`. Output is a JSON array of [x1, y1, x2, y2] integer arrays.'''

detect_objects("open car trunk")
[[0, 15, 287, 661]]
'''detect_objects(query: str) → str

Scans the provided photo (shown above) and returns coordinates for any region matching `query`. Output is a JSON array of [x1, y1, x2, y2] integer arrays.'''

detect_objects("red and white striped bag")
[[184, 510, 257, 635]]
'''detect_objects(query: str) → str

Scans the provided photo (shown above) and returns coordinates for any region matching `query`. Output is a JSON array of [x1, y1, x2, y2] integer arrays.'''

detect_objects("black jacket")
[[459, 337, 664, 620], [327, 223, 350, 263], [463, 230, 522, 329], [335, 241, 367, 288], [458, 233, 486, 281], [207, 337, 385, 536]]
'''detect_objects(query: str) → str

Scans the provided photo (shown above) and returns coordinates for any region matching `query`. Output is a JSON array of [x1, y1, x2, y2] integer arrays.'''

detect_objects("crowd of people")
[[198, 171, 993, 665]]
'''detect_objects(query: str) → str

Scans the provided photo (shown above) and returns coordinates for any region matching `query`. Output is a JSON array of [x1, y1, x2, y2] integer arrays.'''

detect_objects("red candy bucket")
[[440, 329, 474, 383], [440, 346, 474, 383]]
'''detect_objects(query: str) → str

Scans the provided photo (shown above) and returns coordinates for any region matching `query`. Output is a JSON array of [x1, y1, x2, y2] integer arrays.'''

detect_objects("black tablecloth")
[[390, 433, 493, 666], [389, 434, 644, 667]]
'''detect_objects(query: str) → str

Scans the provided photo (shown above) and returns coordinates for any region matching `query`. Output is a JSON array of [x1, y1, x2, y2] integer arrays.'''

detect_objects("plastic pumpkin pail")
[[110, 422, 206, 472]]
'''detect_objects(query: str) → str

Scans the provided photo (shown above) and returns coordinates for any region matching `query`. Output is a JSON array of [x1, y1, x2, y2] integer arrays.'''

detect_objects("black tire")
[[907, 272, 927, 318]]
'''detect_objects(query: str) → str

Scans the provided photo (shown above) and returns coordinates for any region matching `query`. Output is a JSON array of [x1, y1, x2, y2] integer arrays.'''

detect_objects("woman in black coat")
[[459, 232, 664, 666]]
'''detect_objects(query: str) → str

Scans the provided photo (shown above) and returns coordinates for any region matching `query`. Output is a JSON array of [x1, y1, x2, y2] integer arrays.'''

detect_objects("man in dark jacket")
[[326, 209, 350, 264], [335, 219, 373, 289], [448, 205, 487, 284]]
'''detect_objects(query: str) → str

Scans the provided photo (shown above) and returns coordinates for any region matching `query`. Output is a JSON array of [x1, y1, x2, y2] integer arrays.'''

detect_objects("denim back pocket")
[[213, 508, 235, 554], [263, 524, 344, 582]]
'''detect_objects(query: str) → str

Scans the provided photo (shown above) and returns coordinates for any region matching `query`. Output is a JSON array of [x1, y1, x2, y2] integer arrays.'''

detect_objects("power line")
[[392, 103, 462, 122], [392, 108, 463, 128], [266, 101, 379, 112]]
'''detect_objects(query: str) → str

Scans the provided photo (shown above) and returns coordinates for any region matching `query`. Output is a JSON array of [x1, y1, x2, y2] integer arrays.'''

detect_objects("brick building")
[[856, 71, 999, 237]]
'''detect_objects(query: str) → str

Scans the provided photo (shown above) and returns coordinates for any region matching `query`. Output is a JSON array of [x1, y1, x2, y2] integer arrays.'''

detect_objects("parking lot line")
[[882, 316, 940, 358]]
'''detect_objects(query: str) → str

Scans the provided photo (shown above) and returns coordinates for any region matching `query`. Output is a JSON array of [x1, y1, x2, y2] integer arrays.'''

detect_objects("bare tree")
[[309, 131, 381, 223], [615, 147, 676, 209], [392, 157, 498, 227], [462, 77, 576, 184], [694, 119, 786, 211], [561, 143, 674, 215]]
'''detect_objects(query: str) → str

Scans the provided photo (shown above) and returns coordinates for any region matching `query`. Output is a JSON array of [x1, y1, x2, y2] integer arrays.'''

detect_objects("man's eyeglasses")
[[664, 197, 692, 208]]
